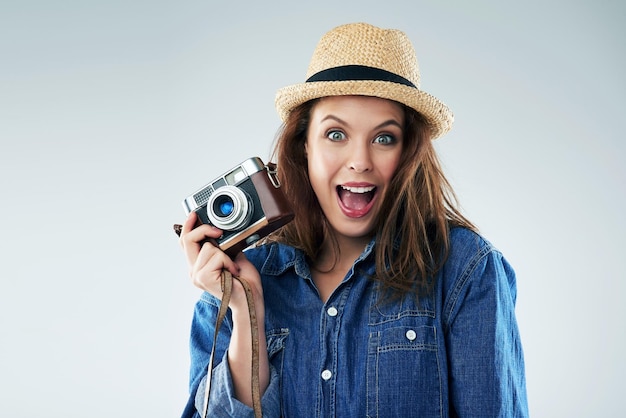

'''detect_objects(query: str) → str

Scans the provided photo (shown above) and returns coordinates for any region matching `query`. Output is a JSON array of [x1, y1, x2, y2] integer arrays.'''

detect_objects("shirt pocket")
[[367, 294, 443, 418], [266, 328, 289, 414], [266, 329, 289, 377]]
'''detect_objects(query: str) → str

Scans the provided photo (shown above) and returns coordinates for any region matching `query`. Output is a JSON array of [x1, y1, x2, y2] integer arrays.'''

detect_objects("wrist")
[[231, 292, 265, 324]]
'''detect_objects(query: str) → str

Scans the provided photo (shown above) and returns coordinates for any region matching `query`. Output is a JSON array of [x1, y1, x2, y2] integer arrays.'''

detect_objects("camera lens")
[[213, 195, 235, 217], [206, 185, 253, 231]]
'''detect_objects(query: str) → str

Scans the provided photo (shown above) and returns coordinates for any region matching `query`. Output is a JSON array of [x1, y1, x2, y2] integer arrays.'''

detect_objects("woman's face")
[[305, 95, 404, 242]]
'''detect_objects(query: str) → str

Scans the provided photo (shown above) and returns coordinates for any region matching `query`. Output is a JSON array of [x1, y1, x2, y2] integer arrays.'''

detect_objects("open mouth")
[[337, 185, 377, 215]]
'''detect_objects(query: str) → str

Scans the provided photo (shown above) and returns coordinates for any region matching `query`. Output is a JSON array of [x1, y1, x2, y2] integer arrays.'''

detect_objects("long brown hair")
[[269, 99, 476, 298]]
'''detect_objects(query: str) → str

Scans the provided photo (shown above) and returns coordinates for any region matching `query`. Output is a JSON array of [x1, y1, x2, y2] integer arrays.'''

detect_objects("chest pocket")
[[267, 328, 289, 360], [266, 328, 289, 416], [266, 328, 289, 383], [366, 292, 443, 418]]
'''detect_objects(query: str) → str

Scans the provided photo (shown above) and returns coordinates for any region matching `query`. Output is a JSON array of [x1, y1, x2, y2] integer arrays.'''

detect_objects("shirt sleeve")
[[181, 292, 282, 418], [443, 246, 529, 417]]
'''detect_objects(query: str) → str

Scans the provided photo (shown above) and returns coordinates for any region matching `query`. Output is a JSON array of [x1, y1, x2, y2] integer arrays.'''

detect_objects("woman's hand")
[[178, 211, 270, 407], [178, 211, 263, 314]]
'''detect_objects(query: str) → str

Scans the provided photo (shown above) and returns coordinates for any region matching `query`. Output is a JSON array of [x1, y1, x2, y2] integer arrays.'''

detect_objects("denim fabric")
[[181, 227, 528, 417]]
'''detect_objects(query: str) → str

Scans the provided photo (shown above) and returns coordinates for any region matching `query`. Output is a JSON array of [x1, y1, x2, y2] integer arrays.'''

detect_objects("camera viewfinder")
[[225, 167, 246, 185]]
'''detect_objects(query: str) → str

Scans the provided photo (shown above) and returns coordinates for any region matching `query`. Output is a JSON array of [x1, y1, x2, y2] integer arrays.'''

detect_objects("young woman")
[[179, 22, 528, 417]]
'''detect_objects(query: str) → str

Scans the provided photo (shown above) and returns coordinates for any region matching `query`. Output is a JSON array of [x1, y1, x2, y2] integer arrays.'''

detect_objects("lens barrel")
[[206, 185, 252, 230]]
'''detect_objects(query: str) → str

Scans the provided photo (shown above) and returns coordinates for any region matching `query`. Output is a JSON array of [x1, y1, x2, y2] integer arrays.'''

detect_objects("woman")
[[179, 22, 528, 417]]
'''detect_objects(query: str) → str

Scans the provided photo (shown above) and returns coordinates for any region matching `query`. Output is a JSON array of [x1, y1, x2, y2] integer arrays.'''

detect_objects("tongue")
[[341, 190, 371, 210]]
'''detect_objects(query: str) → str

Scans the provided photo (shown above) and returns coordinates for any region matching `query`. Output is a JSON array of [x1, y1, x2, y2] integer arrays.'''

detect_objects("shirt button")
[[406, 329, 417, 341], [321, 369, 332, 380], [327, 306, 338, 317]]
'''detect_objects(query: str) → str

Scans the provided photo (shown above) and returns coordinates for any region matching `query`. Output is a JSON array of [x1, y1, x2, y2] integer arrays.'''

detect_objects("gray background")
[[1, 0, 624, 416]]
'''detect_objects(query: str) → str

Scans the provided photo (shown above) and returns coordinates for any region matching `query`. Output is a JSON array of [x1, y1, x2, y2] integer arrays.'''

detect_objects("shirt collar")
[[259, 237, 377, 279]]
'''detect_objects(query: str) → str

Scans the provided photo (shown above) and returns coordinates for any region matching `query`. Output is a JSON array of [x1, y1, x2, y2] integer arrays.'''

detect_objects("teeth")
[[341, 185, 375, 193]]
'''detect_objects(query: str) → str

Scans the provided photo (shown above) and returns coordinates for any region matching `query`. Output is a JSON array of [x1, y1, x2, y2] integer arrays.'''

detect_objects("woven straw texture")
[[275, 23, 454, 139]]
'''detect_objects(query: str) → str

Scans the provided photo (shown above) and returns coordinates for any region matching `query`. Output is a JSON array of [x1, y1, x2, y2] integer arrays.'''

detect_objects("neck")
[[315, 233, 371, 273]]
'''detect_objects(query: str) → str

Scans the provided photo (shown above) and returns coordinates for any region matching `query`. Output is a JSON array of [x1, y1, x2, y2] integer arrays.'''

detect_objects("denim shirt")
[[181, 227, 528, 417]]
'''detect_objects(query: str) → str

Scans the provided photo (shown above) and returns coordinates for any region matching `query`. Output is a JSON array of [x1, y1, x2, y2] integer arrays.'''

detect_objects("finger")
[[192, 244, 240, 290], [196, 241, 240, 276], [181, 211, 198, 235], [180, 213, 223, 249], [180, 223, 221, 269], [178, 212, 198, 251]]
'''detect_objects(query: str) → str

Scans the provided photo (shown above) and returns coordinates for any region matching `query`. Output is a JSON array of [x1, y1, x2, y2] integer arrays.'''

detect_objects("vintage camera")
[[181, 157, 294, 258]]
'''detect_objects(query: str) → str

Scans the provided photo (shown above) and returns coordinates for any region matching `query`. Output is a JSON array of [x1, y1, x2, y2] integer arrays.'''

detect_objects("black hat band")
[[306, 65, 416, 88]]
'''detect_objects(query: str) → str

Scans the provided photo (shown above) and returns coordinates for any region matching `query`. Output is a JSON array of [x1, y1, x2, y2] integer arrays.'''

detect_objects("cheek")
[[307, 155, 327, 188], [305, 147, 322, 189], [307, 143, 341, 173], [379, 153, 403, 184], [306, 147, 342, 202]]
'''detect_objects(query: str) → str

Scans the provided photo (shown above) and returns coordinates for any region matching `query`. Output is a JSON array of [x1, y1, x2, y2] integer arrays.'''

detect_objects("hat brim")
[[275, 80, 453, 139]]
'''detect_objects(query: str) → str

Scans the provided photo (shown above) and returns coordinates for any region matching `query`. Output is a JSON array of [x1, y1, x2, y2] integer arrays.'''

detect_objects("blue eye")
[[374, 134, 396, 145], [327, 130, 346, 141]]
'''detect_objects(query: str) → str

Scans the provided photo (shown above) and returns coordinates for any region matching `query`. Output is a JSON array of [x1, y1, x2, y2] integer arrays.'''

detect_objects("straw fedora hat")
[[275, 22, 453, 139]]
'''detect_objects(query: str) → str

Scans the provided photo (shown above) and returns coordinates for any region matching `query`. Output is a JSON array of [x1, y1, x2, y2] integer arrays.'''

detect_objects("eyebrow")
[[320, 115, 403, 131]]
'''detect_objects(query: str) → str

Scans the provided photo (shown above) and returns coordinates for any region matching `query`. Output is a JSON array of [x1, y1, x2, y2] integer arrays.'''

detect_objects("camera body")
[[182, 157, 294, 258]]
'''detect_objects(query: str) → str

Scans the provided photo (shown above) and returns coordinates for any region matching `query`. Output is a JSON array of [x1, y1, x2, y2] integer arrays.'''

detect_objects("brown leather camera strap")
[[172, 224, 262, 417], [201, 269, 262, 418]]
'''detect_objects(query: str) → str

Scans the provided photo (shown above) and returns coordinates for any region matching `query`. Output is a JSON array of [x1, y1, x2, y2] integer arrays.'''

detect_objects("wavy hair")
[[268, 99, 476, 299]]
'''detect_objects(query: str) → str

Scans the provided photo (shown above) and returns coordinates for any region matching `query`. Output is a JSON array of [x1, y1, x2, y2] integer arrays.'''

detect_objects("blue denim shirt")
[[182, 227, 528, 417]]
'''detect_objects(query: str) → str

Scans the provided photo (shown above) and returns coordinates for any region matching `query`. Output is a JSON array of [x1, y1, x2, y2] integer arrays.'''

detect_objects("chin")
[[334, 219, 377, 240]]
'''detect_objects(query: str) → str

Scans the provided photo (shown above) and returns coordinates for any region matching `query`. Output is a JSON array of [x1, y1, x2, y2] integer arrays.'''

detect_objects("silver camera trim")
[[182, 157, 265, 215], [206, 185, 253, 230]]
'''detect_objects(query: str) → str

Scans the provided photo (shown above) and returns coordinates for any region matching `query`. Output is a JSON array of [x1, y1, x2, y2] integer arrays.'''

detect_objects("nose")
[[347, 141, 373, 173]]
